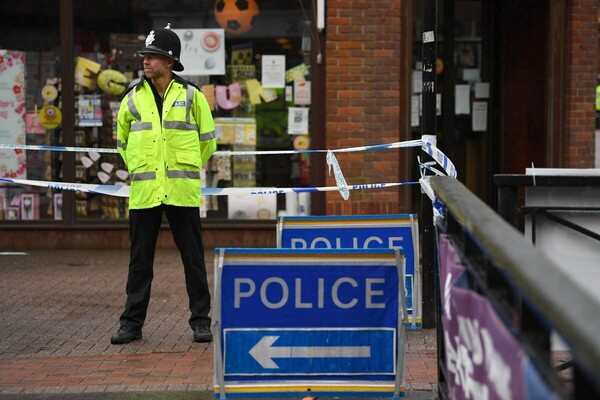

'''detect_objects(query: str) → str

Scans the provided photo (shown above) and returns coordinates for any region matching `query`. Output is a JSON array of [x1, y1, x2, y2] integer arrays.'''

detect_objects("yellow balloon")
[[97, 69, 129, 96]]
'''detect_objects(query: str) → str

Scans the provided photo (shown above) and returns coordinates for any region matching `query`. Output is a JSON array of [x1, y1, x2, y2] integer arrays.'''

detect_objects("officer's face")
[[142, 54, 173, 79]]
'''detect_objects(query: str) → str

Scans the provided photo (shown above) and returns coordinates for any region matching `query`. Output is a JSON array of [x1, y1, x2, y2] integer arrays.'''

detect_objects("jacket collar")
[[136, 73, 188, 91]]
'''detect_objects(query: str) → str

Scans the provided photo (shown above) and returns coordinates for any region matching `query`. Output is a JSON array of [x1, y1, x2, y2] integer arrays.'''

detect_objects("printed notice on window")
[[288, 107, 309, 134], [472, 101, 488, 131], [455, 84, 470, 115], [475, 82, 490, 99], [411, 95, 420, 127], [262, 55, 286, 88], [412, 71, 423, 94]]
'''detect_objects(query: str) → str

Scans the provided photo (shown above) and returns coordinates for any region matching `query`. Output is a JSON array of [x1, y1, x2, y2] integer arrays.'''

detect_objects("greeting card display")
[[20, 193, 39, 220]]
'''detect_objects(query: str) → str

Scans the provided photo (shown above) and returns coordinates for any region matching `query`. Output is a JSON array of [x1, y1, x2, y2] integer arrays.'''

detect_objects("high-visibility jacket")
[[596, 85, 600, 112], [117, 75, 216, 209]]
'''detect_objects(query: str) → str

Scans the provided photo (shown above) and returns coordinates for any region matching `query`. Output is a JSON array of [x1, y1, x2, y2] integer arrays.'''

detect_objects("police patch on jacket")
[[173, 101, 186, 107]]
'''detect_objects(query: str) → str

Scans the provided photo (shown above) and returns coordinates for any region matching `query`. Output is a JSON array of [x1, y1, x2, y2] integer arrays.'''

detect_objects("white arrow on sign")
[[249, 335, 372, 369]]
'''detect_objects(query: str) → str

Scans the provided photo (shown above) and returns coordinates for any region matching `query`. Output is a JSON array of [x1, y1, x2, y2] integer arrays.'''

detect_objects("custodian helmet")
[[138, 23, 184, 71]]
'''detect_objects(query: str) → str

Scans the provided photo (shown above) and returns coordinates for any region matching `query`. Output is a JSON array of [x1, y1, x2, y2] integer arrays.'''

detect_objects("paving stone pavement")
[[0, 250, 437, 399]]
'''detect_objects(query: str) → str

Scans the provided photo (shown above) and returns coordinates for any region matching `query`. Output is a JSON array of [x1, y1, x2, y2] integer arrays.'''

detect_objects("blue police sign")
[[277, 214, 420, 327], [213, 248, 406, 399], [224, 328, 395, 375]]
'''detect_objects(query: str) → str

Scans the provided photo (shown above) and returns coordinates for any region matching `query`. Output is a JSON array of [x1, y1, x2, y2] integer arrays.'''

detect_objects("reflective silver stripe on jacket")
[[130, 122, 153, 132], [163, 121, 197, 130], [127, 90, 150, 132], [186, 85, 194, 124], [163, 86, 198, 131], [187, 86, 215, 141], [166, 170, 201, 179], [127, 91, 141, 120], [200, 130, 215, 141], [116, 139, 127, 150], [130, 171, 156, 181]]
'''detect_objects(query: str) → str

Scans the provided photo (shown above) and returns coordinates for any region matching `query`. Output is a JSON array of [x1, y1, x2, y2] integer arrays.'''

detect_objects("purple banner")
[[438, 234, 466, 285], [439, 234, 533, 399], [438, 234, 466, 323], [443, 287, 527, 399]]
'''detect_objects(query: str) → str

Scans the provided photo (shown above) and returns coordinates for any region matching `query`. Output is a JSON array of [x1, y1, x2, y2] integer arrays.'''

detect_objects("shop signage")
[[277, 214, 421, 327], [0, 50, 27, 179], [214, 248, 405, 398]]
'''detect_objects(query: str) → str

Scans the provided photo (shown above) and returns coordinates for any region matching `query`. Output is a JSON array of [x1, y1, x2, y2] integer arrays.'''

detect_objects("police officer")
[[111, 23, 216, 344]]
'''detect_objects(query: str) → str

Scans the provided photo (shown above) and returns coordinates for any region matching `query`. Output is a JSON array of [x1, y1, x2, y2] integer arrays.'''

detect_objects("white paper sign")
[[262, 55, 286, 88], [455, 84, 471, 115], [288, 107, 309, 134], [412, 71, 423, 94], [472, 101, 488, 131], [411, 95, 420, 127], [0, 50, 27, 178], [294, 80, 311, 105], [475, 82, 490, 99], [173, 29, 225, 76], [462, 68, 480, 82]]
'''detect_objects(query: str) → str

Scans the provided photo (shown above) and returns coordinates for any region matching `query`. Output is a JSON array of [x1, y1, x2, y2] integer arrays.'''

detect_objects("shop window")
[[0, 1, 61, 222], [0, 0, 314, 224]]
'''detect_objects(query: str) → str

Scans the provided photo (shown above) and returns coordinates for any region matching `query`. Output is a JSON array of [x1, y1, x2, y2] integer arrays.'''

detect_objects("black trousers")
[[119, 205, 211, 331]]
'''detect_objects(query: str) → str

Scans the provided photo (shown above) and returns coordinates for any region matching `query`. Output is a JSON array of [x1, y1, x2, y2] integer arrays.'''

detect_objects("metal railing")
[[495, 174, 600, 229], [429, 176, 600, 399]]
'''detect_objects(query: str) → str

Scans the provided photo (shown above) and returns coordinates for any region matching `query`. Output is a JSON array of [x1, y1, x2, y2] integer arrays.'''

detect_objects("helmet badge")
[[145, 30, 156, 46]]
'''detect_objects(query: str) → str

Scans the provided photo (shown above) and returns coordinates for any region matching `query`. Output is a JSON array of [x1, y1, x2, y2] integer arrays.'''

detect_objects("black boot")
[[193, 325, 213, 343], [110, 328, 142, 344]]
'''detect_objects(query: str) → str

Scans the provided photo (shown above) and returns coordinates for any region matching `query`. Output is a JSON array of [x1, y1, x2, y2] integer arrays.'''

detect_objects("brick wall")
[[564, 0, 598, 167], [0, 225, 276, 250], [324, 0, 408, 215]]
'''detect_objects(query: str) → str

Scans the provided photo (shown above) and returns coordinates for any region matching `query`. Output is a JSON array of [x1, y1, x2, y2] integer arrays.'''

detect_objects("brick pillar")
[[324, 0, 406, 215], [564, 0, 598, 167]]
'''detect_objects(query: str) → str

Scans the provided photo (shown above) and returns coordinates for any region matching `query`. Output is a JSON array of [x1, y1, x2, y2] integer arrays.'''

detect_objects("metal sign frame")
[[213, 248, 407, 399]]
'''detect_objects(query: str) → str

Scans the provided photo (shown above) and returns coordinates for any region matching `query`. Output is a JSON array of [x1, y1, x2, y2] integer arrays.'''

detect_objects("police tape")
[[326, 151, 349, 200], [421, 136, 457, 178], [0, 137, 456, 178], [0, 139, 424, 156], [0, 176, 417, 198], [0, 136, 456, 199], [0, 143, 118, 154]]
